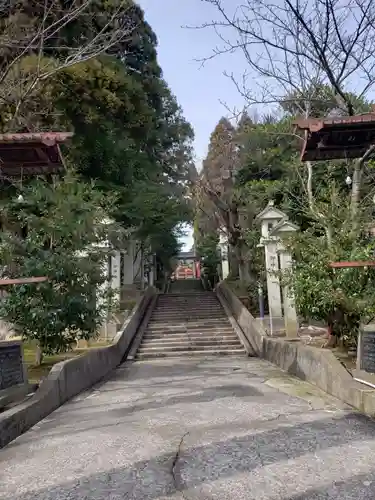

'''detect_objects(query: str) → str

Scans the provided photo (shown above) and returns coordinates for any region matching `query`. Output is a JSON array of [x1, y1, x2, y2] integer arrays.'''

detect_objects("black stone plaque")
[[360, 328, 375, 373], [0, 343, 24, 391]]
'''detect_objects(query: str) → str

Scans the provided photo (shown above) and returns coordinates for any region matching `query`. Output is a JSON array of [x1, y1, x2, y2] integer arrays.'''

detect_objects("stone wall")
[[216, 281, 265, 356], [216, 281, 375, 416], [0, 286, 157, 449]]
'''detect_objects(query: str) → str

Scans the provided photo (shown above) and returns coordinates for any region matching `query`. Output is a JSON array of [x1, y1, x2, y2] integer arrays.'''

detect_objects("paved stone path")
[[1, 357, 375, 499]]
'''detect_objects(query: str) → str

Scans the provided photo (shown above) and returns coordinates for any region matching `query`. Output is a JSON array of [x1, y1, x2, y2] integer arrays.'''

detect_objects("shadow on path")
[[4, 412, 375, 500]]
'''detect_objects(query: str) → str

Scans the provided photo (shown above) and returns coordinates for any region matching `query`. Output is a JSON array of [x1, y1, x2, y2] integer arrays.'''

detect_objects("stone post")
[[122, 241, 134, 285], [271, 219, 300, 338], [262, 238, 283, 319], [148, 254, 155, 287], [111, 251, 121, 304], [278, 247, 298, 338], [219, 232, 229, 280], [255, 201, 286, 322]]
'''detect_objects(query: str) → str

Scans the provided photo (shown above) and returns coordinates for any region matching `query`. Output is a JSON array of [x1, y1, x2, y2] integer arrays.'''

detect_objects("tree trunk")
[[350, 145, 375, 219], [35, 344, 43, 366], [350, 162, 362, 219]]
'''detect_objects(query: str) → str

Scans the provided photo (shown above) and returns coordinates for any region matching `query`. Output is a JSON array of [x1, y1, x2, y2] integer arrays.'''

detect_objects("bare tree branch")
[[196, 0, 375, 219]]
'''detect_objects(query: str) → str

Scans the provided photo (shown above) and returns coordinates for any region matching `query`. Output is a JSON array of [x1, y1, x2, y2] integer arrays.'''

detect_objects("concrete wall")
[[216, 281, 375, 416], [0, 286, 157, 449]]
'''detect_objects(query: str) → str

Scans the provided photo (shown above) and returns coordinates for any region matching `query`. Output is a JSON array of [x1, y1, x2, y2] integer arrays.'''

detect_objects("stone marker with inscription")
[[0, 340, 28, 408], [353, 323, 375, 389]]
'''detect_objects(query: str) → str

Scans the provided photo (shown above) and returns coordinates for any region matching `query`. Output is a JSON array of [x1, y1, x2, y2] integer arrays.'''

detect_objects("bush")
[[284, 228, 375, 340], [0, 176, 115, 363]]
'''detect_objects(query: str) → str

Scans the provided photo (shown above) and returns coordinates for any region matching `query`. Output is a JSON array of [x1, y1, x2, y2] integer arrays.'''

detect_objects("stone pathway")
[[1, 358, 375, 499]]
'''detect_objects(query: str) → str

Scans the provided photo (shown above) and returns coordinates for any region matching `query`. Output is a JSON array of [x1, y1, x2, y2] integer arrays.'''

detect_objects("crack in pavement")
[[172, 432, 190, 499]]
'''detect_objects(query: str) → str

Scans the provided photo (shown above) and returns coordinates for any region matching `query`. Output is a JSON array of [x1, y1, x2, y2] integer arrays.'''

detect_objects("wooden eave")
[[0, 132, 73, 179], [294, 106, 375, 161]]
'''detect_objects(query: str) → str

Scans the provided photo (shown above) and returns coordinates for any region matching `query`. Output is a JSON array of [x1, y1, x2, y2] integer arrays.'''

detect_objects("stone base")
[[0, 383, 36, 410], [97, 311, 130, 341], [256, 316, 285, 336], [352, 369, 375, 390]]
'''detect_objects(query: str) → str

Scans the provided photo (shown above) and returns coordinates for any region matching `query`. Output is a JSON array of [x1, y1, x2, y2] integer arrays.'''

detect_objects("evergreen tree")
[[0, 0, 194, 274]]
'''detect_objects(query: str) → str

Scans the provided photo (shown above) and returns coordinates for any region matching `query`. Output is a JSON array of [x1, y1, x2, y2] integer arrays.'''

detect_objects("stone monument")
[[0, 340, 28, 409], [353, 323, 375, 389]]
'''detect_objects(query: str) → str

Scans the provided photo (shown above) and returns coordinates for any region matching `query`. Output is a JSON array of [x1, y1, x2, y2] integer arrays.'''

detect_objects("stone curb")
[[216, 281, 375, 417], [127, 294, 158, 360], [0, 286, 157, 449], [215, 287, 256, 357]]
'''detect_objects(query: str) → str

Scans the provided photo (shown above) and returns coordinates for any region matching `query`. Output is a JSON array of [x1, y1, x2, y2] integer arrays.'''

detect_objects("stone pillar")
[[111, 251, 121, 303], [122, 245, 134, 285], [133, 243, 142, 283], [278, 248, 298, 338], [219, 233, 229, 280], [263, 239, 283, 319], [148, 254, 155, 286]]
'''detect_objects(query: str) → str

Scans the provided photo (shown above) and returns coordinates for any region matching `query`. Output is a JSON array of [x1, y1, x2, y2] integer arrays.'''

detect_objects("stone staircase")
[[135, 282, 246, 359]]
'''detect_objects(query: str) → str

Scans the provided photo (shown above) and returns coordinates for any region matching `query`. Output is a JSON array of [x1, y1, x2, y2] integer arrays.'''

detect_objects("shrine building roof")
[[294, 105, 375, 161], [0, 132, 73, 178]]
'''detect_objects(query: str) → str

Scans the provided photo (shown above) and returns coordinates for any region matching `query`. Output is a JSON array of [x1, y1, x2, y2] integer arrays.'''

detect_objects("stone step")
[[138, 342, 245, 352], [150, 318, 228, 323], [147, 319, 232, 332], [151, 311, 226, 317], [149, 317, 228, 328], [145, 326, 234, 335], [145, 325, 233, 333], [150, 313, 228, 324], [158, 297, 218, 301], [140, 339, 242, 348], [144, 333, 236, 339], [133, 288, 247, 360], [154, 304, 222, 309], [159, 298, 215, 302], [145, 332, 234, 339], [136, 348, 246, 359], [153, 307, 223, 312], [159, 294, 217, 298], [157, 302, 219, 306], [143, 331, 239, 339], [154, 301, 221, 306], [150, 319, 226, 324], [156, 306, 220, 310], [158, 292, 219, 303]]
